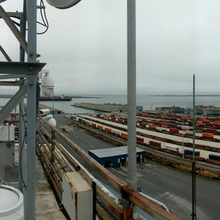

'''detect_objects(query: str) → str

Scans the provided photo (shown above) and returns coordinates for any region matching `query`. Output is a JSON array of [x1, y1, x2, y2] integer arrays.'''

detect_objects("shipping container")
[[202, 133, 214, 139], [170, 128, 179, 133], [162, 116, 169, 119], [105, 127, 112, 133], [206, 129, 217, 134], [85, 121, 91, 126], [199, 117, 206, 121], [195, 127, 203, 131], [117, 119, 123, 123], [182, 126, 190, 131], [214, 124, 220, 129], [202, 119, 210, 123], [181, 116, 188, 120], [121, 132, 128, 139], [209, 154, 220, 161], [140, 123, 146, 128], [184, 149, 200, 156], [189, 121, 193, 126], [155, 115, 162, 118], [154, 122, 161, 126], [112, 129, 120, 136], [196, 122, 205, 127], [149, 141, 161, 149], [97, 125, 103, 130], [136, 137, 144, 144], [148, 125, 157, 129], [91, 123, 96, 128], [169, 124, 177, 128], [164, 144, 179, 152]]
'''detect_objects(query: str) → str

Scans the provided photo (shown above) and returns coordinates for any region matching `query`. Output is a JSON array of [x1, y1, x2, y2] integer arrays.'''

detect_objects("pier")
[[73, 102, 143, 112]]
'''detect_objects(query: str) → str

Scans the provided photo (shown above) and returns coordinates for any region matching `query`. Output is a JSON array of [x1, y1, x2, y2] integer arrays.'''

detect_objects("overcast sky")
[[1, 0, 220, 95]]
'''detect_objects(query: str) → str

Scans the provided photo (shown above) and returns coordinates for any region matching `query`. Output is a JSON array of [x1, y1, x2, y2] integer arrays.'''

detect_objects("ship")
[[39, 96, 72, 101]]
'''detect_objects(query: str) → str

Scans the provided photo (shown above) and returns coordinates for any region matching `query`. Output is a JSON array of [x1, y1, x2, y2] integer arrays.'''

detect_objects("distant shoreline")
[[0, 95, 102, 99], [149, 95, 220, 97], [1, 94, 220, 98]]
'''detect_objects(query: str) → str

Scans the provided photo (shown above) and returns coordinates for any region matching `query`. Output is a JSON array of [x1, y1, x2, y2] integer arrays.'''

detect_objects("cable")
[[18, 104, 27, 189], [8, 0, 49, 34], [38, 0, 49, 35]]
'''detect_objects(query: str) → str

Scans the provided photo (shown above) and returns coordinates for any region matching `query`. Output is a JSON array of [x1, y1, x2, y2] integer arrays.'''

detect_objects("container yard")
[[73, 102, 143, 112], [156, 105, 220, 116], [71, 112, 220, 172]]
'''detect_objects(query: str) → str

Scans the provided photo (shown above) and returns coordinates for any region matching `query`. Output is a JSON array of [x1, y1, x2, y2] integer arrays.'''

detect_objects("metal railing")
[[37, 116, 179, 220]]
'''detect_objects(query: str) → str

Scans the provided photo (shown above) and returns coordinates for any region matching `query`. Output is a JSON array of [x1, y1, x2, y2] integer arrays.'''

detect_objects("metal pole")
[[25, 0, 37, 219], [62, 94, 64, 113], [182, 119, 184, 159], [192, 74, 196, 220], [192, 74, 195, 160], [127, 0, 137, 218]]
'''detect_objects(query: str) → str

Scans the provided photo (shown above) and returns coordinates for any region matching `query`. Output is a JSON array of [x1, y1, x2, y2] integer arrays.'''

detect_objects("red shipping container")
[[170, 128, 179, 133], [215, 124, 220, 129], [118, 119, 123, 123], [97, 125, 103, 130], [149, 141, 161, 149], [105, 127, 112, 133], [136, 137, 144, 144], [206, 129, 217, 134]]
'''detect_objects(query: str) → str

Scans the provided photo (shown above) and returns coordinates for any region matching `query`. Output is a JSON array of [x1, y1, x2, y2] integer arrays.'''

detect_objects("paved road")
[[55, 115, 220, 220]]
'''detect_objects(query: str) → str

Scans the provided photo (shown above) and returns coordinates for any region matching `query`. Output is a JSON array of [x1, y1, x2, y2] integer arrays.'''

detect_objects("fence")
[[37, 116, 179, 220]]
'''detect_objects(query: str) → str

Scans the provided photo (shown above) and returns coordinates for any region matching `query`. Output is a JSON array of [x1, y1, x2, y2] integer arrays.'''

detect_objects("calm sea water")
[[1, 95, 220, 114]]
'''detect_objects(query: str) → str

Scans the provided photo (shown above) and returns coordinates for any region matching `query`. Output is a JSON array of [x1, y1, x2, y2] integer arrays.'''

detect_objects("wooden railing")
[[37, 116, 180, 220]]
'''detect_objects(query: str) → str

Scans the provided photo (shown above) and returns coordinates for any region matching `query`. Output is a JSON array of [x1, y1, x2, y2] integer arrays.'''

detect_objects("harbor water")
[[1, 95, 220, 114]]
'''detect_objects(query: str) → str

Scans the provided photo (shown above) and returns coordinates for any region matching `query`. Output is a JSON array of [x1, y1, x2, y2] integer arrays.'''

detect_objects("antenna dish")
[[46, 0, 81, 9]]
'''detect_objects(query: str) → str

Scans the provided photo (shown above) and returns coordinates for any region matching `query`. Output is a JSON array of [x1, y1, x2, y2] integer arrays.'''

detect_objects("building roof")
[[89, 146, 144, 158]]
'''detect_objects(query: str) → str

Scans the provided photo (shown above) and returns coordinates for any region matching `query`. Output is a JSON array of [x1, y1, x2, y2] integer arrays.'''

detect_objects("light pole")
[[127, 0, 137, 218], [62, 94, 64, 114], [182, 117, 184, 159]]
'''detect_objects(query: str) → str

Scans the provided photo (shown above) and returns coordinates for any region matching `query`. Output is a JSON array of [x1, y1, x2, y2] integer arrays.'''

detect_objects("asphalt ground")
[[54, 115, 220, 220]]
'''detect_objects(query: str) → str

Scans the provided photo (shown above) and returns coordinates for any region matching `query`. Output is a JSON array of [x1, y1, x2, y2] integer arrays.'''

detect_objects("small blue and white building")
[[88, 146, 144, 168]]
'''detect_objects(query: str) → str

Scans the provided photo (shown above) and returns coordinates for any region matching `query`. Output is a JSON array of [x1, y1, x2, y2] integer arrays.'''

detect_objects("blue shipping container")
[[184, 149, 200, 156]]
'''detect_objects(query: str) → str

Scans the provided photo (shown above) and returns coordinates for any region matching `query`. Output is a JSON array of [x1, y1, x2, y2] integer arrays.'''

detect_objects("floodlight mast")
[[127, 0, 137, 218]]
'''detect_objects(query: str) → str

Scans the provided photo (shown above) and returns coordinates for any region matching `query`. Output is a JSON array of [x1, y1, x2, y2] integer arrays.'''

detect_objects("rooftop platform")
[[0, 148, 65, 220]]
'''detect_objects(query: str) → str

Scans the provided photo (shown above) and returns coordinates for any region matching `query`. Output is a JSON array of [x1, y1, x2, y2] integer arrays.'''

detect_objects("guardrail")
[[37, 116, 179, 220]]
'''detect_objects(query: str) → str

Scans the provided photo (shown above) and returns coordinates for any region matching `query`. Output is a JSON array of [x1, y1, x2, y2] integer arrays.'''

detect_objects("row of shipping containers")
[[98, 113, 219, 141], [77, 116, 220, 163]]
